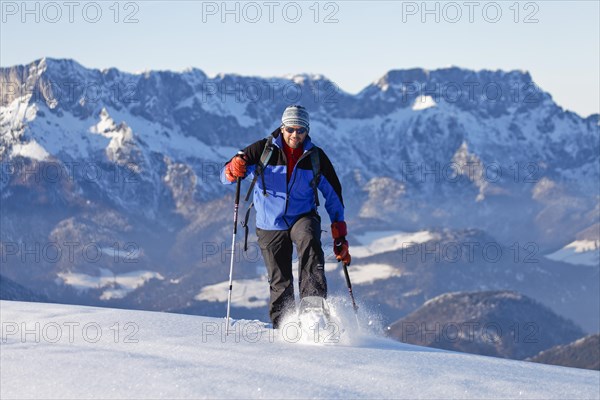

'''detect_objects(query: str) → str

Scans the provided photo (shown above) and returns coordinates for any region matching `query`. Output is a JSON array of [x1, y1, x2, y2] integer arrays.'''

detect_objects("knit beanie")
[[281, 105, 310, 130]]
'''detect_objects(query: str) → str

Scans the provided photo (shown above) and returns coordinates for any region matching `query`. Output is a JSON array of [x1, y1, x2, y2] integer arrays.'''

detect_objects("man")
[[220, 105, 351, 328]]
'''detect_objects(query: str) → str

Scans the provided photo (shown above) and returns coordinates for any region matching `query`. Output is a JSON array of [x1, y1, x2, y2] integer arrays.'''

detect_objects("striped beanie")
[[281, 105, 310, 130]]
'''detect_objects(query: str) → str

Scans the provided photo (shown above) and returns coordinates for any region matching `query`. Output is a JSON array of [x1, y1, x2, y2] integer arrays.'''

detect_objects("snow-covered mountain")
[[2, 59, 598, 228], [1, 58, 598, 336], [1, 300, 598, 399]]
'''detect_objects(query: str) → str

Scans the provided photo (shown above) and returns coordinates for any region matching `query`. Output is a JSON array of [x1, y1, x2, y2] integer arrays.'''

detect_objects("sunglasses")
[[284, 126, 308, 135]]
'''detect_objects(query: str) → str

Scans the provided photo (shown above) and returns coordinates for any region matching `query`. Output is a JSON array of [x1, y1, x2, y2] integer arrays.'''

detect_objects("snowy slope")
[[545, 240, 600, 267], [1, 301, 598, 399]]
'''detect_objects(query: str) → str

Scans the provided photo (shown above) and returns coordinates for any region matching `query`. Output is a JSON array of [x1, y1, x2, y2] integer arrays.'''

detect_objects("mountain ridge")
[[387, 290, 586, 360]]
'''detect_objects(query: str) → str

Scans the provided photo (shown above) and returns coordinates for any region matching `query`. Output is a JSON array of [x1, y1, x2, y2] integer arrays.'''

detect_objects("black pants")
[[256, 212, 327, 328]]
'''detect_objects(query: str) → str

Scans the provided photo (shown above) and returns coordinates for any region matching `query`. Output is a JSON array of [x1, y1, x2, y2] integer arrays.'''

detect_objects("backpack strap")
[[244, 136, 274, 202], [310, 147, 321, 207], [241, 137, 274, 252]]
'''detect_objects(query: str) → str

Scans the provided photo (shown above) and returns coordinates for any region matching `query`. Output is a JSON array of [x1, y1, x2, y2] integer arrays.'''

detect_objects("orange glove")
[[334, 239, 351, 266], [331, 221, 351, 265], [225, 154, 247, 182]]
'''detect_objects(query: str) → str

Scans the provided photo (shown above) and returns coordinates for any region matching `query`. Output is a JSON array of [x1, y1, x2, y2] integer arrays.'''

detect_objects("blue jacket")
[[220, 129, 345, 230]]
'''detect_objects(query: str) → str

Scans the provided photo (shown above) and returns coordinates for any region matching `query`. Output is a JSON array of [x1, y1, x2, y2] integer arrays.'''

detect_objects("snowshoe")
[[297, 296, 341, 343]]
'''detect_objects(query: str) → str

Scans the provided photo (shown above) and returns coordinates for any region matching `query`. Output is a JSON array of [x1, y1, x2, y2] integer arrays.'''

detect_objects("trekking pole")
[[225, 151, 244, 335], [341, 260, 360, 327]]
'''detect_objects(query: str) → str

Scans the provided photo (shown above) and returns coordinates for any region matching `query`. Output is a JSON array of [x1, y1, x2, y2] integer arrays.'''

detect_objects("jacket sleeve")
[[317, 150, 345, 223], [219, 138, 268, 185]]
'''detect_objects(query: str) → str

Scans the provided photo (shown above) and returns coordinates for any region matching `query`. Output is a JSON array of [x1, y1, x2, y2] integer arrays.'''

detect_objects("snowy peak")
[[2, 58, 597, 196], [90, 107, 117, 134], [360, 67, 542, 116], [88, 108, 149, 172], [373, 67, 430, 89], [283, 72, 326, 81], [372, 67, 534, 88]]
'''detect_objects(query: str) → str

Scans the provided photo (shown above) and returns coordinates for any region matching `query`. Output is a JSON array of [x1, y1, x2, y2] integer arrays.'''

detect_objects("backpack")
[[241, 136, 322, 251]]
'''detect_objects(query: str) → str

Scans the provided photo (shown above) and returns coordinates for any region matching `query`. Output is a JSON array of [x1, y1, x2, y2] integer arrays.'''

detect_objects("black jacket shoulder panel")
[[242, 138, 269, 166], [318, 149, 344, 206]]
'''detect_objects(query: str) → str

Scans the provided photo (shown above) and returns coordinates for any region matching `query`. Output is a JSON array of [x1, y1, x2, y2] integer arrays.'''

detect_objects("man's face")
[[281, 125, 308, 149]]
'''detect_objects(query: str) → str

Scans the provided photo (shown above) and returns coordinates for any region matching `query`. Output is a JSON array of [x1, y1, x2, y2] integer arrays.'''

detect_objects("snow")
[[104, 106, 237, 163], [282, 73, 325, 84], [194, 93, 256, 128], [337, 230, 438, 286], [566, 240, 600, 252], [1, 300, 598, 399], [352, 230, 437, 258], [196, 260, 341, 308], [412, 95, 437, 111], [545, 240, 600, 267], [90, 108, 117, 134], [8, 102, 110, 161], [325, 261, 339, 272], [195, 277, 270, 308], [6, 95, 35, 123], [57, 269, 164, 300], [343, 263, 401, 285], [9, 140, 50, 161], [89, 109, 139, 165], [1, 98, 237, 171]]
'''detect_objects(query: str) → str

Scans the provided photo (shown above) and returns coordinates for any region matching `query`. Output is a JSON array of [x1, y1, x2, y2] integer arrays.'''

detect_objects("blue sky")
[[1, 1, 599, 116]]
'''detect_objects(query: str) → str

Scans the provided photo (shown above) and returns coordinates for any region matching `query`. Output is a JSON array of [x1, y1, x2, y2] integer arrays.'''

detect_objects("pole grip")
[[233, 150, 244, 206], [232, 150, 244, 234]]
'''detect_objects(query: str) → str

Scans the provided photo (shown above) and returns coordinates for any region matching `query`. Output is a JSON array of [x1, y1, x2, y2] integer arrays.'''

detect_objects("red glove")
[[225, 154, 247, 182], [331, 221, 351, 266]]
